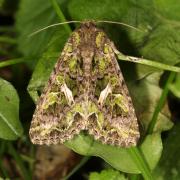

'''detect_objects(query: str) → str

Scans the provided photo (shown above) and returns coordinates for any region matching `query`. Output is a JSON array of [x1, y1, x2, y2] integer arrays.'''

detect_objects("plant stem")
[[0, 36, 17, 44], [63, 156, 90, 180], [0, 142, 9, 178], [117, 53, 180, 73], [0, 26, 15, 33], [147, 72, 176, 134], [129, 174, 140, 180], [50, 0, 72, 34], [0, 58, 25, 68], [0, 162, 10, 178], [128, 147, 154, 180], [7, 143, 31, 180]]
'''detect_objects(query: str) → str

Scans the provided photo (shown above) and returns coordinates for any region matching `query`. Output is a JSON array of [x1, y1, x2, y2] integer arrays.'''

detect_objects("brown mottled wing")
[[29, 22, 140, 147], [87, 30, 140, 147], [29, 31, 85, 145]]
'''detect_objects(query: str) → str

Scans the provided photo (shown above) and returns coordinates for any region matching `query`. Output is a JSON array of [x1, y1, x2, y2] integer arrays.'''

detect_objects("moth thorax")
[[80, 45, 94, 77]]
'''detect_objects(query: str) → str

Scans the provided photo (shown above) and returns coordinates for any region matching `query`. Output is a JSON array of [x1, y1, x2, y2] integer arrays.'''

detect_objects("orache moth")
[[29, 21, 140, 147]]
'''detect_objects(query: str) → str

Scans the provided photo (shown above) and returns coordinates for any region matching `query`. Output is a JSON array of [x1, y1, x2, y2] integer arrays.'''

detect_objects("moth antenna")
[[97, 20, 143, 32], [28, 21, 81, 37]]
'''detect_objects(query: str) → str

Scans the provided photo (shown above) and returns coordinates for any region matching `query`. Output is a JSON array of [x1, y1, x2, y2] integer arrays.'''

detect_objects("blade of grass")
[[129, 174, 140, 180], [0, 141, 6, 155], [0, 36, 17, 44], [7, 143, 31, 180], [29, 145, 35, 173], [0, 141, 9, 178], [20, 154, 35, 164], [63, 156, 90, 180], [117, 53, 180, 73], [50, 0, 71, 34], [128, 147, 154, 180], [0, 26, 15, 33], [41, 52, 180, 73], [0, 49, 10, 56], [0, 162, 10, 178], [147, 72, 176, 134], [0, 58, 26, 68]]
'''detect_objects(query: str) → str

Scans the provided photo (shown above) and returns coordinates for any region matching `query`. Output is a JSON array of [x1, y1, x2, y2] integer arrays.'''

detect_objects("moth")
[[29, 21, 140, 147]]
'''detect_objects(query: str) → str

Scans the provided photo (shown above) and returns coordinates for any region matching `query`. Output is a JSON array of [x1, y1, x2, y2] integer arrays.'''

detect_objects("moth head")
[[81, 20, 96, 28]]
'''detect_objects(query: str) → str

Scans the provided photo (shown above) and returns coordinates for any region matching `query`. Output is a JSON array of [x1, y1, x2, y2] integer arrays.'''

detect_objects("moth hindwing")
[[29, 21, 140, 147]]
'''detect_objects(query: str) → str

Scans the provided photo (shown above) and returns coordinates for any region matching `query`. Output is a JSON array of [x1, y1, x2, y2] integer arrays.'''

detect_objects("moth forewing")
[[29, 21, 140, 147]]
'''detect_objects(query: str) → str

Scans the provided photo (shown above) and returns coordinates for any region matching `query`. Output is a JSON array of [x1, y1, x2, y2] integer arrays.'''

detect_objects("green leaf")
[[0, 78, 23, 140], [169, 74, 180, 98], [128, 72, 173, 134], [140, 133, 162, 168], [65, 132, 162, 174], [153, 123, 180, 180], [15, 0, 67, 67], [89, 169, 127, 180], [0, 58, 26, 68]]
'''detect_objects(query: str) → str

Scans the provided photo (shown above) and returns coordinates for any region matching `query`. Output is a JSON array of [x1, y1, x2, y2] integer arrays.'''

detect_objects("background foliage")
[[0, 0, 180, 179]]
